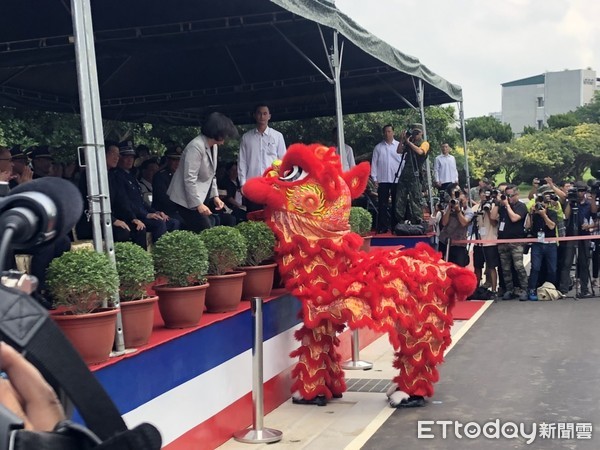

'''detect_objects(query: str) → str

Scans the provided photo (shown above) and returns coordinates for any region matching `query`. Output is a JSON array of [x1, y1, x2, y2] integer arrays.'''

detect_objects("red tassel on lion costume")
[[243, 143, 476, 407]]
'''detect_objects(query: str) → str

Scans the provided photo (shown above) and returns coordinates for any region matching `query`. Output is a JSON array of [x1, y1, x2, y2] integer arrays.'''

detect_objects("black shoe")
[[576, 292, 594, 299], [502, 291, 516, 300], [292, 395, 327, 407], [332, 393, 343, 399], [377, 228, 389, 234], [395, 395, 426, 408]]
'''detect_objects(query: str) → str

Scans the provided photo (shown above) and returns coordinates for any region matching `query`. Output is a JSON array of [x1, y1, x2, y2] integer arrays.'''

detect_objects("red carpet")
[[452, 300, 486, 320]]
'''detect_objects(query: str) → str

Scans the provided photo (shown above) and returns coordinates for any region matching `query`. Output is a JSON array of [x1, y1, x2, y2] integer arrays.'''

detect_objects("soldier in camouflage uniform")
[[490, 184, 529, 301], [395, 124, 430, 225]]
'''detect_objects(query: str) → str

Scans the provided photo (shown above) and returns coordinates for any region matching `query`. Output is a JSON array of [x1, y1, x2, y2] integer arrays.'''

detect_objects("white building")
[[501, 68, 598, 136]]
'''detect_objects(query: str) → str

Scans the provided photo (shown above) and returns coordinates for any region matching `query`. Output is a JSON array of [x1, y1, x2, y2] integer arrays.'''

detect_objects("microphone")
[[0, 177, 83, 250]]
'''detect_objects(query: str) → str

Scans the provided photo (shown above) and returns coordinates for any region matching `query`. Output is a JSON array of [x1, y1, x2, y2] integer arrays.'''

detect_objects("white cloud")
[[335, 0, 599, 118]]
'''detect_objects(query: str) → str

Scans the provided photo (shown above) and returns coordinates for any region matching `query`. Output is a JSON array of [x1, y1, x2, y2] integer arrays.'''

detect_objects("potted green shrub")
[[114, 242, 158, 347], [152, 230, 209, 328], [199, 226, 248, 312], [349, 206, 373, 251], [236, 221, 277, 300], [46, 249, 120, 364]]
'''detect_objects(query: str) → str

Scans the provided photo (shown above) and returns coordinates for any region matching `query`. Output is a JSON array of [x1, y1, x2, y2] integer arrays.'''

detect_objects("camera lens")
[[500, 194, 507, 201]]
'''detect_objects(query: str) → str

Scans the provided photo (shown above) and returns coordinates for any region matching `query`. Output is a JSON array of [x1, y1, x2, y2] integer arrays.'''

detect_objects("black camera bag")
[[393, 223, 425, 236]]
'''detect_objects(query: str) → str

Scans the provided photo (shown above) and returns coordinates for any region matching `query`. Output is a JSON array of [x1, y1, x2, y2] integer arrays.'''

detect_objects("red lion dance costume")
[[243, 144, 476, 407]]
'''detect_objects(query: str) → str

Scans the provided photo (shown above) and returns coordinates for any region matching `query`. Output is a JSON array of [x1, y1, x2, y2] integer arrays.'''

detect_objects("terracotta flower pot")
[[154, 283, 209, 329], [360, 235, 372, 252], [51, 308, 118, 365], [205, 271, 246, 313], [120, 295, 159, 348], [239, 263, 277, 300]]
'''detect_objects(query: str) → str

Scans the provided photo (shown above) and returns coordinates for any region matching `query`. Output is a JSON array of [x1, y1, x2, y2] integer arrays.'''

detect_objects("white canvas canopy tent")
[[0, 0, 470, 350]]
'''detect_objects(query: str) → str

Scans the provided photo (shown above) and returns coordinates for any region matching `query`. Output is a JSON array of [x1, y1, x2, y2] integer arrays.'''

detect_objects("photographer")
[[439, 185, 473, 267], [490, 184, 529, 301], [472, 187, 500, 294], [559, 181, 597, 297], [524, 195, 558, 300], [395, 124, 429, 225]]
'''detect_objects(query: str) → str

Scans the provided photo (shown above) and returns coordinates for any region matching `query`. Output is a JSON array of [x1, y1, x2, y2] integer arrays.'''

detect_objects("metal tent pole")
[[332, 31, 349, 170], [458, 101, 472, 197], [417, 80, 435, 216], [70, 0, 125, 353]]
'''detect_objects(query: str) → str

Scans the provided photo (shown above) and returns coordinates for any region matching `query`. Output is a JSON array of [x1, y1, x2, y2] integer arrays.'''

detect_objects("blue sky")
[[335, 0, 599, 118]]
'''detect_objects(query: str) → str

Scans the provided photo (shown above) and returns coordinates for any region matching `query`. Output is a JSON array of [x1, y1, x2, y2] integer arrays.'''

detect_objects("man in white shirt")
[[371, 124, 402, 233], [434, 143, 459, 192], [238, 104, 286, 211]]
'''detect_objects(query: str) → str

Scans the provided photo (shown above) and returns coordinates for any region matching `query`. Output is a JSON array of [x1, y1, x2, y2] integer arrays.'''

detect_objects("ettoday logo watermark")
[[417, 420, 593, 444]]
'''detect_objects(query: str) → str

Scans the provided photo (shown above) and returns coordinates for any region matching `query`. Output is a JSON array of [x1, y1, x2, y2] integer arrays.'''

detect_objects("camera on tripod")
[[567, 187, 578, 204]]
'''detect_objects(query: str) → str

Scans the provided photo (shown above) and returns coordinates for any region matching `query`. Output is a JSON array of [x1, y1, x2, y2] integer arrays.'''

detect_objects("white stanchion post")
[[233, 297, 282, 444], [341, 329, 373, 370]]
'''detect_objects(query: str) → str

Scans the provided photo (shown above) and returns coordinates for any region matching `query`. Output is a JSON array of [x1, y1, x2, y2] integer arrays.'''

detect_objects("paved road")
[[363, 298, 600, 449]]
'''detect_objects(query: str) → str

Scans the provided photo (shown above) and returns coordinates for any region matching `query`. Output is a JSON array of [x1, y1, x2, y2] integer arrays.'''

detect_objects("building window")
[[537, 96, 544, 107], [537, 120, 544, 130]]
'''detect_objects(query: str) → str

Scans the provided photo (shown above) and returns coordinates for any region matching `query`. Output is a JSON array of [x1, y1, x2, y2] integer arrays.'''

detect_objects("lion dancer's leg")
[[387, 296, 453, 408], [290, 320, 345, 406], [326, 322, 347, 398]]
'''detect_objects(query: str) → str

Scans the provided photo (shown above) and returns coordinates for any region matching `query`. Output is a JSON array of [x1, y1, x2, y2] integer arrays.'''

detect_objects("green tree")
[[547, 112, 578, 130], [575, 91, 600, 124], [521, 125, 538, 136], [513, 131, 573, 183], [463, 115, 513, 143], [511, 123, 600, 181], [463, 138, 510, 185]]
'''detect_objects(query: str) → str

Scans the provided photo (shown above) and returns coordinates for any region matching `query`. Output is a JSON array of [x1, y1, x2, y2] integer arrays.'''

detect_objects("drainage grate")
[[345, 378, 393, 393]]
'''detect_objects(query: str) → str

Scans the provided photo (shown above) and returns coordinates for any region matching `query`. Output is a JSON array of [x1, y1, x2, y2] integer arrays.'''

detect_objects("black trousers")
[[376, 182, 397, 232], [179, 207, 216, 233]]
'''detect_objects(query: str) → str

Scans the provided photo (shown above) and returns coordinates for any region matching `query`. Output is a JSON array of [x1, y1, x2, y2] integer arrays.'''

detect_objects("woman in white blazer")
[[167, 112, 238, 232]]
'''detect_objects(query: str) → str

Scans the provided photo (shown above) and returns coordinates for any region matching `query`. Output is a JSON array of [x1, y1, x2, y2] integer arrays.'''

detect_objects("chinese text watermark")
[[417, 420, 592, 444]]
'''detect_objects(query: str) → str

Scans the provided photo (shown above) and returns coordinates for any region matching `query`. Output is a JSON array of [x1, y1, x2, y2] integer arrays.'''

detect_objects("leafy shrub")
[[200, 226, 247, 275], [114, 242, 155, 301], [152, 230, 208, 287], [235, 221, 276, 266], [47, 249, 119, 314], [349, 206, 372, 236]]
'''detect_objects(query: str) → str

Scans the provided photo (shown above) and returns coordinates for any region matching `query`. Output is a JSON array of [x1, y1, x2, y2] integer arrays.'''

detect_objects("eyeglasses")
[[506, 193, 518, 198]]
